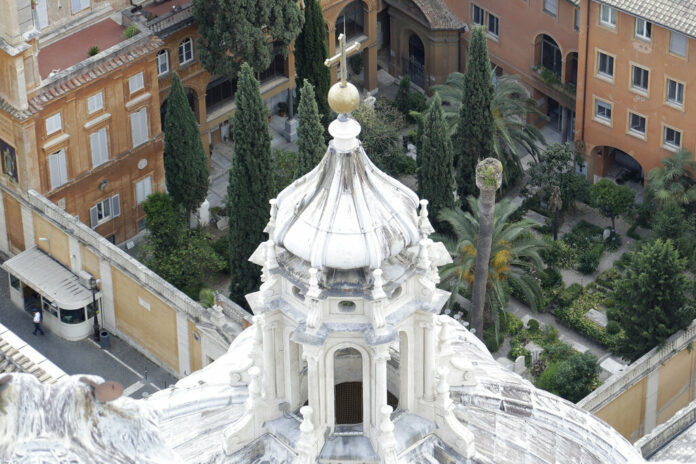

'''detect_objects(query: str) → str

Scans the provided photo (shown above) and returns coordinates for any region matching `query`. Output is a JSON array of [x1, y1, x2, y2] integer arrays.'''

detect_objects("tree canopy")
[[227, 64, 273, 308], [296, 81, 326, 178], [614, 239, 695, 361], [294, 0, 330, 121], [163, 72, 209, 227], [193, 0, 303, 79], [589, 179, 634, 232]]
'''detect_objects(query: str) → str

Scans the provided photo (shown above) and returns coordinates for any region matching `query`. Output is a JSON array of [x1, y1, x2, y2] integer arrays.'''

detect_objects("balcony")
[[124, 1, 194, 39], [531, 64, 576, 103]]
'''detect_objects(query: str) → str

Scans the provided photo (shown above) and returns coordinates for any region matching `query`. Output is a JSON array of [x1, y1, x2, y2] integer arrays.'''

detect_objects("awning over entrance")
[[2, 247, 98, 310]]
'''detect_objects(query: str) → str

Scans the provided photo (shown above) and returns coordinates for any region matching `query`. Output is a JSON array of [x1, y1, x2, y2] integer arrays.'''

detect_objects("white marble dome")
[[272, 126, 420, 271]]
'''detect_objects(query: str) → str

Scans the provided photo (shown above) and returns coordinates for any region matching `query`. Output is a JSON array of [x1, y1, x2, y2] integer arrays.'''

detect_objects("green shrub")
[[484, 326, 504, 353], [348, 53, 363, 75], [123, 23, 139, 39], [627, 223, 642, 240], [543, 343, 575, 363], [596, 267, 622, 290], [577, 243, 603, 274], [88, 46, 99, 56], [535, 362, 560, 394], [540, 267, 563, 290], [527, 319, 540, 332], [614, 252, 632, 270], [409, 91, 427, 114], [554, 290, 622, 348], [384, 153, 416, 176], [212, 236, 230, 273], [558, 283, 583, 307], [604, 231, 622, 251], [606, 307, 619, 322], [606, 320, 620, 335], [199, 287, 215, 308], [541, 236, 576, 268], [504, 313, 524, 336]]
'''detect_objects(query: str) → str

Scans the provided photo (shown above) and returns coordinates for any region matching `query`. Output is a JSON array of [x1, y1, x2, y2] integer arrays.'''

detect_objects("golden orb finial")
[[324, 33, 361, 114]]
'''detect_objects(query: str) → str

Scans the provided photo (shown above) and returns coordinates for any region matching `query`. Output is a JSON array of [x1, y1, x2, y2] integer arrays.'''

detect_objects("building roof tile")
[[597, 0, 696, 38]]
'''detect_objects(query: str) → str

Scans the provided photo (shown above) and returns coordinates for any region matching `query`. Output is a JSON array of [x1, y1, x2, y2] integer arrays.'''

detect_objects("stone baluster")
[[371, 269, 386, 329], [379, 405, 399, 463], [306, 268, 321, 332], [418, 199, 435, 239], [373, 346, 390, 426], [264, 199, 278, 236]]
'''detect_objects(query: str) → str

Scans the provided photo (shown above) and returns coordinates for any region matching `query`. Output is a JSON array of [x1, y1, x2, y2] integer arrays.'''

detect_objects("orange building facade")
[[0, 0, 164, 246], [575, 0, 696, 182]]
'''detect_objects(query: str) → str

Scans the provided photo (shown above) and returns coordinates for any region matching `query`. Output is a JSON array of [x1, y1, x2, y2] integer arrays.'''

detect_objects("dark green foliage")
[[454, 26, 495, 202], [199, 288, 215, 308], [352, 99, 406, 174], [139, 193, 224, 299], [536, 362, 560, 394], [272, 149, 298, 195], [654, 199, 687, 241], [88, 46, 99, 56], [590, 179, 635, 231], [395, 76, 411, 115], [294, 0, 330, 120], [577, 243, 603, 275], [614, 239, 695, 361], [606, 320, 620, 335], [163, 73, 210, 226], [385, 154, 416, 176], [529, 143, 590, 210], [227, 64, 273, 308], [417, 94, 455, 230], [527, 319, 540, 332], [554, 352, 601, 402], [596, 267, 622, 290], [212, 236, 230, 273], [484, 326, 504, 353], [540, 267, 563, 290], [193, 0, 303, 80], [348, 53, 363, 75], [123, 23, 139, 39], [558, 283, 583, 308], [296, 81, 326, 178]]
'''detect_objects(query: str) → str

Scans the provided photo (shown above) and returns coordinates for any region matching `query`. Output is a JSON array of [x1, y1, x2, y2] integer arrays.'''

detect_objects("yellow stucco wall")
[[656, 349, 696, 424], [80, 245, 101, 281], [595, 378, 646, 440], [112, 267, 178, 371], [188, 320, 202, 373], [33, 212, 70, 267]]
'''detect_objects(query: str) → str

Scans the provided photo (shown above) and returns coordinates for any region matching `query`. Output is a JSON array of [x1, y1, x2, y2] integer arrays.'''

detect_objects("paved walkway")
[[0, 266, 176, 397]]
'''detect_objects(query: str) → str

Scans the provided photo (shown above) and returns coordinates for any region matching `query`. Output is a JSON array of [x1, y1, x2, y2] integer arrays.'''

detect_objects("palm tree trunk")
[[470, 159, 503, 341]]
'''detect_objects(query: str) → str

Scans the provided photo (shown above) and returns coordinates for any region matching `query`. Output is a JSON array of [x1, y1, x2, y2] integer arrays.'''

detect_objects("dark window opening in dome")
[[292, 286, 305, 301], [391, 286, 402, 299], [337, 300, 356, 312], [334, 347, 364, 427]]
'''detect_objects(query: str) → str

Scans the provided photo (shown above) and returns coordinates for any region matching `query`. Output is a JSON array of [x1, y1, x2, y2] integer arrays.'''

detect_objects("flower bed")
[[553, 287, 623, 348]]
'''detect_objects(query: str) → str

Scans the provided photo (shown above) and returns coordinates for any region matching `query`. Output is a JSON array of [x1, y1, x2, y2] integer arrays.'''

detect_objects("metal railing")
[[146, 3, 194, 36]]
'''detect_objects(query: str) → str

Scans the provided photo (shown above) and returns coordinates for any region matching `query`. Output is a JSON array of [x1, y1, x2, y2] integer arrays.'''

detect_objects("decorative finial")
[[324, 33, 361, 114], [475, 158, 503, 192]]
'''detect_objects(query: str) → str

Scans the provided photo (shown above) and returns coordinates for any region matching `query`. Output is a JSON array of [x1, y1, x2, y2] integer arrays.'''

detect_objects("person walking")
[[32, 309, 44, 336]]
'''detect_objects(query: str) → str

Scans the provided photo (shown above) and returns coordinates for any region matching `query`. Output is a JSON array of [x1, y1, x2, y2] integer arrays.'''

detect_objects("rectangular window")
[[595, 99, 612, 122], [45, 113, 62, 135], [128, 72, 144, 94], [629, 112, 646, 135], [130, 107, 149, 147], [89, 194, 120, 228], [664, 127, 682, 149], [631, 65, 649, 92], [71, 0, 90, 14], [487, 13, 499, 37], [670, 32, 687, 57], [87, 92, 104, 114], [666, 79, 685, 106], [472, 5, 484, 26], [157, 51, 169, 76], [544, 0, 557, 16], [179, 38, 193, 65], [48, 149, 68, 190], [135, 176, 152, 205], [597, 52, 614, 78], [600, 5, 616, 27], [89, 127, 109, 168], [635, 18, 651, 41]]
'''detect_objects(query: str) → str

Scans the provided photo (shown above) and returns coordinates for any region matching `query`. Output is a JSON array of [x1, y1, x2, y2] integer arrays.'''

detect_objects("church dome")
[[271, 122, 420, 271]]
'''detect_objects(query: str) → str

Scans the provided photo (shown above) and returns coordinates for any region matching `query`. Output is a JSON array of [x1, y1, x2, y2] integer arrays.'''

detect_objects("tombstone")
[[514, 356, 526, 374], [363, 94, 376, 109], [524, 341, 543, 365], [199, 199, 211, 227], [216, 217, 229, 231], [406, 143, 417, 161], [603, 228, 612, 241]]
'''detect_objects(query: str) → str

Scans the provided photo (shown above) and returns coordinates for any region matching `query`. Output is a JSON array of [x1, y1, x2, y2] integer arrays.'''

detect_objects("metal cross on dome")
[[324, 33, 361, 87]]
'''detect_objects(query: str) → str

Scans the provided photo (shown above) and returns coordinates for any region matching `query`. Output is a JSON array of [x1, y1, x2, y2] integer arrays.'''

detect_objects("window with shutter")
[[71, 0, 90, 14], [111, 194, 121, 218], [89, 205, 98, 228], [130, 108, 149, 147], [670, 32, 687, 57], [129, 73, 145, 94], [90, 128, 109, 167], [45, 113, 62, 135], [136, 176, 152, 204], [48, 149, 68, 190], [87, 92, 104, 114]]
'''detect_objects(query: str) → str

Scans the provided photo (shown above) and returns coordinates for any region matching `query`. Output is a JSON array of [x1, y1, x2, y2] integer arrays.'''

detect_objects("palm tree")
[[438, 197, 547, 336], [647, 149, 696, 207], [429, 72, 547, 183]]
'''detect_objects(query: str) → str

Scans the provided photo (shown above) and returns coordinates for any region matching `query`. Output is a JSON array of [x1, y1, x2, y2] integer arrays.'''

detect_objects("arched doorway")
[[334, 347, 364, 426], [335, 0, 366, 43], [594, 146, 645, 200], [160, 88, 199, 131], [408, 34, 425, 88], [536, 34, 562, 79]]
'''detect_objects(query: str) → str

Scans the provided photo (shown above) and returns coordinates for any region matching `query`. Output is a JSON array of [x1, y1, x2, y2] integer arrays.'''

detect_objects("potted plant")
[[277, 102, 288, 117]]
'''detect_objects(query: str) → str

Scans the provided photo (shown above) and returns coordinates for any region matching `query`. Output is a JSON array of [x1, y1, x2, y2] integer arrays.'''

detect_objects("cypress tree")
[[417, 93, 455, 229], [454, 26, 495, 202], [395, 75, 411, 115], [296, 80, 326, 178], [294, 0, 330, 120], [227, 64, 273, 308], [193, 0, 303, 79], [163, 72, 209, 227]]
